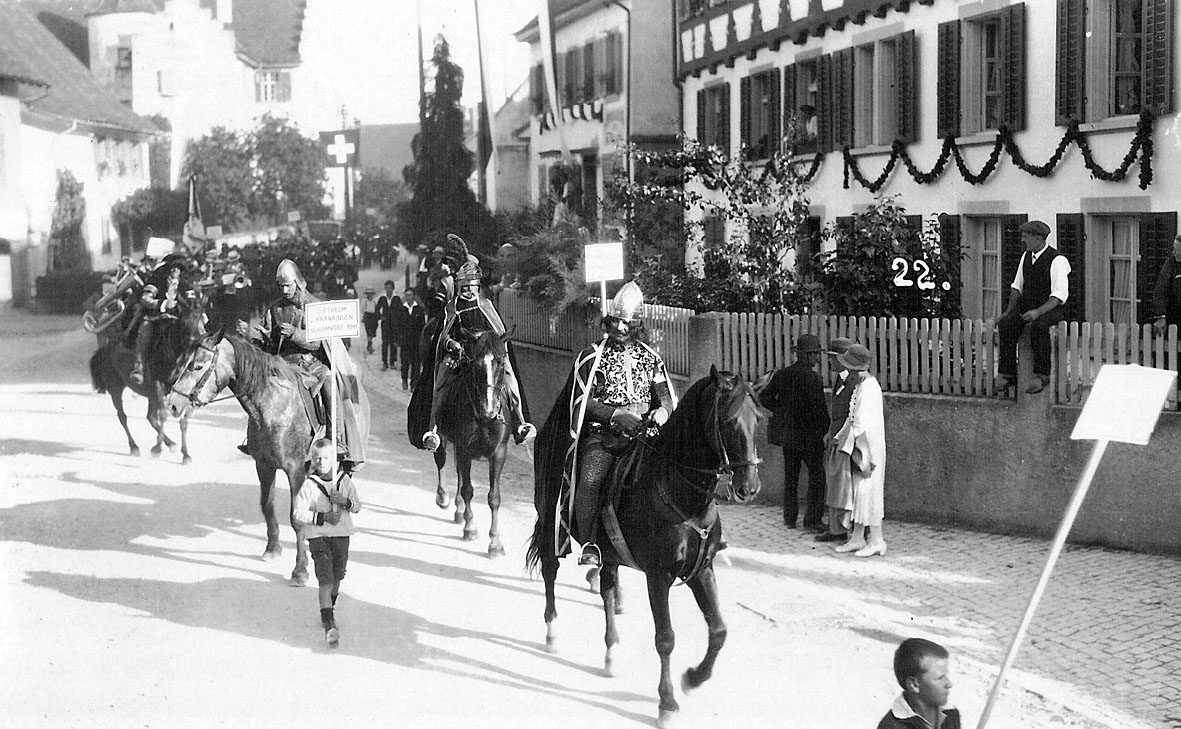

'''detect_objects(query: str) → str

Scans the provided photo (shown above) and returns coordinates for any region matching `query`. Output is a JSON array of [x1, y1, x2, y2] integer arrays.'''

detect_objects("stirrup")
[[514, 422, 536, 445], [421, 430, 441, 452], [578, 543, 601, 567]]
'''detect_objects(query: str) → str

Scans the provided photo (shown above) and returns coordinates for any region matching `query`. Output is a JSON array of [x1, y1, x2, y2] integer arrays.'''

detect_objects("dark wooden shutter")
[[1144, 0, 1174, 115], [1002, 3, 1026, 131], [584, 43, 596, 102], [718, 82, 731, 155], [277, 72, 292, 102], [697, 88, 707, 143], [740, 75, 753, 153], [896, 30, 918, 144], [1055, 0, 1086, 126], [817, 54, 834, 152], [939, 214, 963, 310], [937, 20, 961, 138], [769, 70, 782, 156], [782, 64, 797, 152], [1001, 215, 1029, 301], [1139, 213, 1178, 325], [530, 65, 542, 114], [611, 31, 625, 96], [593, 38, 607, 99], [832, 47, 854, 149], [1055, 213, 1085, 322], [556, 51, 567, 107], [569, 48, 584, 103]]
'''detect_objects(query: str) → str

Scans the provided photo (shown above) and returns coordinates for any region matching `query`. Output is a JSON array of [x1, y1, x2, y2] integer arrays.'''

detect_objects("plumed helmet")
[[456, 255, 482, 285], [608, 281, 644, 322], [275, 258, 306, 288]]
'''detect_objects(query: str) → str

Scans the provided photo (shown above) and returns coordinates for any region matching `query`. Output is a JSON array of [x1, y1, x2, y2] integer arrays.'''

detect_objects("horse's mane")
[[223, 332, 286, 396], [653, 374, 717, 459], [151, 306, 205, 385], [466, 329, 507, 361]]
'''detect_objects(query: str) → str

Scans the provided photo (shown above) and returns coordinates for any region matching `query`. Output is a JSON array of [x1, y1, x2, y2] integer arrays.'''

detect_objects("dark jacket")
[[1153, 256, 1181, 324], [760, 359, 829, 447], [375, 294, 400, 335], [393, 301, 426, 347]]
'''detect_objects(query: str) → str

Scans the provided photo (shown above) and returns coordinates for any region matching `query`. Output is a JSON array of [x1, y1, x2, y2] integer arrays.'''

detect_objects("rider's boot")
[[128, 355, 145, 387], [421, 371, 445, 451]]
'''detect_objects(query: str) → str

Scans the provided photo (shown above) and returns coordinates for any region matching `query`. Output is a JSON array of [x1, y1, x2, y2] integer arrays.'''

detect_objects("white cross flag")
[[319, 129, 360, 168]]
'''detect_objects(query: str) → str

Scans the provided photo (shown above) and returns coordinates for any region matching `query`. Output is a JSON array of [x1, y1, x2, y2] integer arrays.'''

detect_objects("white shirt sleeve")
[[1050, 255, 1072, 303], [1010, 252, 1027, 293]]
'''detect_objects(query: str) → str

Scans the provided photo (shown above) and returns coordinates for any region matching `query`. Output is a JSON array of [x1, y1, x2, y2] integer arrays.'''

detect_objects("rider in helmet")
[[128, 255, 195, 387], [419, 239, 535, 452], [568, 281, 677, 567]]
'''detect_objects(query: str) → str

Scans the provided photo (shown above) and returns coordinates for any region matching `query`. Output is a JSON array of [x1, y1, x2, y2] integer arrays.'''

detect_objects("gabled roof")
[[233, 0, 305, 66], [0, 2, 157, 135], [514, 0, 591, 42]]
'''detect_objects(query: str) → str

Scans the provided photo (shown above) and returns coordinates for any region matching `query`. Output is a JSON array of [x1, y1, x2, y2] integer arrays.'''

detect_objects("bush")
[[35, 271, 104, 314]]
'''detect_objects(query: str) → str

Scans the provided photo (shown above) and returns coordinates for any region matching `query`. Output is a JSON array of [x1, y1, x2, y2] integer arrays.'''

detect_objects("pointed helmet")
[[456, 254, 482, 285], [607, 281, 644, 322], [275, 258, 306, 288]]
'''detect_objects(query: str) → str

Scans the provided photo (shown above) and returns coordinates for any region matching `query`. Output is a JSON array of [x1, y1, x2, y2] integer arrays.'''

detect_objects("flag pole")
[[537, 0, 570, 161], [473, 0, 491, 206]]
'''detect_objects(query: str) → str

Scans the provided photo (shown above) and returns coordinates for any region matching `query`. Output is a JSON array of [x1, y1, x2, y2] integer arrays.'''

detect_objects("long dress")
[[835, 374, 885, 527]]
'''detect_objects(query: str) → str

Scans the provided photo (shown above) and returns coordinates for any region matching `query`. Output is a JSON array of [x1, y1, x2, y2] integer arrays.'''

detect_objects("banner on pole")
[[320, 129, 360, 168], [305, 299, 361, 341], [1070, 364, 1176, 445], [585, 241, 624, 283]]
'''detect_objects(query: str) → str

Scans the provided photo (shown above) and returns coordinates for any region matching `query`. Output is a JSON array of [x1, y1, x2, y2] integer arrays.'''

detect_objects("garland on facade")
[[841, 110, 1155, 193]]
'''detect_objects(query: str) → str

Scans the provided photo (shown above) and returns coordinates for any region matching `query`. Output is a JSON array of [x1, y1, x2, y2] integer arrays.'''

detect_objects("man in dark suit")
[[394, 289, 425, 390], [759, 333, 830, 529], [375, 280, 400, 371]]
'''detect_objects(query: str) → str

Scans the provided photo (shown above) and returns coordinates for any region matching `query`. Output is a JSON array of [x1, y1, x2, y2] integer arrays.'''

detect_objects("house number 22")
[[891, 257, 951, 291]]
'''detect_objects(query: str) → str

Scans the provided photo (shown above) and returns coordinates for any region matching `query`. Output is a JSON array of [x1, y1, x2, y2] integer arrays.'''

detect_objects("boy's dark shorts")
[[309, 536, 350, 584]]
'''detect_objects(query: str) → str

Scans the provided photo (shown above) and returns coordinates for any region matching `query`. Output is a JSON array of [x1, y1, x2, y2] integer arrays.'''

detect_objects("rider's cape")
[[534, 337, 677, 557]]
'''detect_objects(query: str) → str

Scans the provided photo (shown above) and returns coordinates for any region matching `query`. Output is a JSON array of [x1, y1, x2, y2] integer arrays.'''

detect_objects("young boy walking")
[[293, 438, 362, 646], [877, 638, 960, 729]]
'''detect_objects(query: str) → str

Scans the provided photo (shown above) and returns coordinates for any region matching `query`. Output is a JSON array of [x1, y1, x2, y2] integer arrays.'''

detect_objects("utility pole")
[[340, 105, 351, 227]]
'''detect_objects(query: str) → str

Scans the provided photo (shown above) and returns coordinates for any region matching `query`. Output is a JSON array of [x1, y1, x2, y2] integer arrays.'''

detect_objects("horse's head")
[[709, 364, 767, 504], [166, 330, 230, 418], [462, 328, 511, 423]]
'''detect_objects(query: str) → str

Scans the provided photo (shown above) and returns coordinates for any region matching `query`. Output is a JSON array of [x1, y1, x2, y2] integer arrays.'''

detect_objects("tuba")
[[82, 266, 143, 333]]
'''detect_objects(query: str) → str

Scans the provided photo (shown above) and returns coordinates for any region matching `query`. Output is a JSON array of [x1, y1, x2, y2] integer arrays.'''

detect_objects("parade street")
[[0, 281, 1176, 729]]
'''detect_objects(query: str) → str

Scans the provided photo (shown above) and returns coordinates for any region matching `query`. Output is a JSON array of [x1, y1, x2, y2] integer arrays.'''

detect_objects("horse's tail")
[[89, 349, 110, 394], [524, 498, 552, 577]]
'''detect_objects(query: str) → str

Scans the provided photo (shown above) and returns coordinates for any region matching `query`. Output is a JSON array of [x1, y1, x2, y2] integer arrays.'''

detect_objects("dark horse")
[[165, 331, 318, 585], [431, 328, 513, 557], [526, 366, 764, 728], [88, 296, 207, 464]]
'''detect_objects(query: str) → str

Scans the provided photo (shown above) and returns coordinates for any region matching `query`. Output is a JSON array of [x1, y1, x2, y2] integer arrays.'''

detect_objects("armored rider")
[[129, 255, 195, 387], [420, 248, 535, 451], [567, 281, 677, 567]]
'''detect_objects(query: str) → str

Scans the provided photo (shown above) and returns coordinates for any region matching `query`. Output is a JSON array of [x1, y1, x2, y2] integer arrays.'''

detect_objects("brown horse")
[[88, 296, 207, 464], [527, 366, 764, 728], [165, 331, 318, 585]]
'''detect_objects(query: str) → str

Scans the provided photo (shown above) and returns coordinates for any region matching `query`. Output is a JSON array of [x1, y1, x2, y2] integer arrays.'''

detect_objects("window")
[[831, 31, 917, 148], [961, 216, 1026, 320], [116, 47, 132, 73], [1106, 217, 1139, 324], [255, 71, 291, 103], [938, 5, 1026, 137], [696, 83, 730, 152], [740, 69, 780, 159], [1077, 212, 1176, 324], [980, 219, 1003, 319], [785, 59, 823, 154], [1056, 0, 1173, 124]]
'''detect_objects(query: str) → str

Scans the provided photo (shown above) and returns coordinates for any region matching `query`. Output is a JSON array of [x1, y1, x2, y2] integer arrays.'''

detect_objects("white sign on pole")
[[1070, 364, 1176, 445], [304, 299, 361, 341], [584, 242, 625, 283], [287, 210, 302, 223]]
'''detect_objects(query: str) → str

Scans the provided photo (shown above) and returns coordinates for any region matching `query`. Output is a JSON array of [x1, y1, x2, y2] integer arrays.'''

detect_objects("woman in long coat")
[[830, 344, 887, 557]]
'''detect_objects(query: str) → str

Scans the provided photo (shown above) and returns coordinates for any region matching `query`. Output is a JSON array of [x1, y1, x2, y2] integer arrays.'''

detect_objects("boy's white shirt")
[[293, 472, 360, 538]]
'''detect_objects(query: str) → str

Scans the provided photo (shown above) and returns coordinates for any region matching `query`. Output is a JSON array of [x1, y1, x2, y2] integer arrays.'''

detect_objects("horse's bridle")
[[671, 384, 762, 502], [457, 342, 508, 422], [170, 341, 222, 408]]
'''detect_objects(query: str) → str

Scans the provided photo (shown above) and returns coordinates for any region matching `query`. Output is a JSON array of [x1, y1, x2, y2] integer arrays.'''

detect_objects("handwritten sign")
[[1070, 364, 1176, 445], [585, 242, 624, 283], [287, 211, 302, 223], [304, 299, 361, 341]]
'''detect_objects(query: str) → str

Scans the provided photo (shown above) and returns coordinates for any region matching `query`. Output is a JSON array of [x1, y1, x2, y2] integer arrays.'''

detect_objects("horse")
[[526, 366, 764, 728], [430, 328, 513, 557], [165, 330, 318, 585], [87, 294, 208, 464]]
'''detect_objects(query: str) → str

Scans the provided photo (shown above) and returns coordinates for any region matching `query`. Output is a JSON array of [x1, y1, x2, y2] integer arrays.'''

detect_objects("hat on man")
[[837, 343, 872, 371], [364, 285, 375, 294], [226, 248, 241, 262], [825, 337, 855, 355], [1018, 220, 1051, 238], [794, 333, 822, 352]]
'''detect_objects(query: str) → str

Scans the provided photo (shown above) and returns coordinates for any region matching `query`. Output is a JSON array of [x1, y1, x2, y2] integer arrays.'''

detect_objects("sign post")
[[976, 364, 1176, 729], [584, 241, 625, 315], [304, 299, 362, 484]]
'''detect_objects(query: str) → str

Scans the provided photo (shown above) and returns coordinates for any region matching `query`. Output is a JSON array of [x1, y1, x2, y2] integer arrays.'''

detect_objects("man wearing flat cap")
[[997, 220, 1071, 395], [760, 333, 830, 529]]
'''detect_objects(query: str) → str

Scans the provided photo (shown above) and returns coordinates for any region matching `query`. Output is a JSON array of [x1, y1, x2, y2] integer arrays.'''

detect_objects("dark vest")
[[1019, 246, 1061, 309]]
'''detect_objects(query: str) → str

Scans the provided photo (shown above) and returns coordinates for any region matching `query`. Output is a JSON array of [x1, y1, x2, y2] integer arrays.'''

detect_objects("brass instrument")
[[82, 266, 143, 333]]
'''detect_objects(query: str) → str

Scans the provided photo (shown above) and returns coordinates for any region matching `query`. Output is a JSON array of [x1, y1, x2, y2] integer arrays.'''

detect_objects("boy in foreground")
[[878, 638, 960, 729]]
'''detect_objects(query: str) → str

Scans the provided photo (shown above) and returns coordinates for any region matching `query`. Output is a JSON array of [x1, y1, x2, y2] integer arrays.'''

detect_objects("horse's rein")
[[170, 342, 223, 407]]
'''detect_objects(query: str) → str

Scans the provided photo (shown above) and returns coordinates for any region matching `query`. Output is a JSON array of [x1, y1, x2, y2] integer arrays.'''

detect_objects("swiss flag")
[[320, 129, 361, 168]]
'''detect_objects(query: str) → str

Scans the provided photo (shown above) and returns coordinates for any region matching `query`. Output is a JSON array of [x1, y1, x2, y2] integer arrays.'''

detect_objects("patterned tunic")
[[586, 341, 666, 432]]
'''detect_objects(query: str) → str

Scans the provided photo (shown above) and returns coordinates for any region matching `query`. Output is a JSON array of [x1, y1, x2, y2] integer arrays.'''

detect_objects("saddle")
[[594, 434, 650, 571]]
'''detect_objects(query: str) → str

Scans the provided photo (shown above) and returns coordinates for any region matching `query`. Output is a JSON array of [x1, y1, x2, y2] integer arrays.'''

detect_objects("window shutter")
[[556, 52, 567, 107], [1055, 0, 1086, 126], [593, 38, 607, 99], [569, 49, 583, 104], [938, 214, 962, 305], [896, 30, 918, 144], [740, 76, 752, 153], [1144, 0, 1174, 115], [1002, 3, 1026, 131], [254, 73, 262, 103], [769, 69, 782, 156], [697, 88, 707, 143], [782, 64, 796, 152], [817, 54, 834, 152], [611, 31, 625, 96], [936, 20, 961, 138], [1055, 213, 1086, 322], [832, 47, 854, 149], [584, 43, 596, 102], [1001, 215, 1029, 301], [718, 82, 731, 156], [276, 72, 291, 102], [1138, 212, 1178, 325]]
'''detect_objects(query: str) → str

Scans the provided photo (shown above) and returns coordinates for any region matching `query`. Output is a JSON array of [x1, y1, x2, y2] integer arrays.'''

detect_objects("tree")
[[251, 114, 328, 224], [401, 35, 498, 259], [49, 170, 89, 272], [180, 127, 254, 231], [354, 167, 409, 224]]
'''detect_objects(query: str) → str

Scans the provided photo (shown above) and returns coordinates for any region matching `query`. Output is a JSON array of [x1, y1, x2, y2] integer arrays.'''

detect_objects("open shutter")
[[254, 73, 262, 103], [1143, 0, 1174, 115], [782, 64, 797, 152], [569, 48, 584, 104], [556, 51, 567, 108], [936, 21, 961, 138], [697, 88, 707, 143], [832, 47, 854, 149], [611, 31, 625, 96], [584, 43, 596, 102], [1055, 0, 1086, 126], [817, 54, 834, 152], [1139, 213, 1178, 325], [718, 82, 731, 156], [896, 30, 918, 144], [1055, 213, 1086, 322], [1001, 215, 1029, 301], [276, 72, 291, 102], [740, 75, 753, 154], [1002, 3, 1026, 131], [939, 214, 963, 309], [593, 38, 607, 99], [769, 70, 782, 156]]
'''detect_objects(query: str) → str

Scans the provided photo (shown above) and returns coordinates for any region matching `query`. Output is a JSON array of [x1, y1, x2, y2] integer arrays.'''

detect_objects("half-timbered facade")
[[680, 0, 1177, 325]]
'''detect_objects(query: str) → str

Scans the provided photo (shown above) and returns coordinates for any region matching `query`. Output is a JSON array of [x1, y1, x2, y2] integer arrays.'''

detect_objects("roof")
[[513, 0, 586, 41], [233, 0, 305, 66], [0, 2, 158, 135]]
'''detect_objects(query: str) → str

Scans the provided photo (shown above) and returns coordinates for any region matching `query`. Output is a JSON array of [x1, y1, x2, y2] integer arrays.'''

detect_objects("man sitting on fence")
[[996, 220, 1071, 396]]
